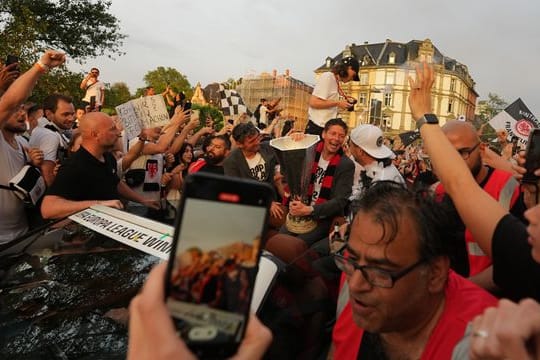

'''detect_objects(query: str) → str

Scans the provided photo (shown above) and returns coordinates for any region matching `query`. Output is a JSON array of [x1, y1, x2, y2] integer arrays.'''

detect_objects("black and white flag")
[[219, 84, 250, 116], [489, 98, 539, 145]]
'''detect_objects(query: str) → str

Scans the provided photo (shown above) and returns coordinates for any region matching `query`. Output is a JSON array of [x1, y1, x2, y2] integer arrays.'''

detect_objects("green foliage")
[[0, 0, 126, 63], [106, 82, 132, 109], [136, 66, 192, 98], [192, 103, 224, 131], [27, 66, 85, 108], [478, 93, 508, 122]]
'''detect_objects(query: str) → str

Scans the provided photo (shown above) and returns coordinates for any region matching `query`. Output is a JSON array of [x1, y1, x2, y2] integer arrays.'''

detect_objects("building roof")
[[316, 39, 476, 89]]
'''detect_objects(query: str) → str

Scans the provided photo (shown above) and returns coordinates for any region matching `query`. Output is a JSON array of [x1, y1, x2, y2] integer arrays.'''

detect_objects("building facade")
[[236, 70, 313, 128], [315, 39, 478, 133]]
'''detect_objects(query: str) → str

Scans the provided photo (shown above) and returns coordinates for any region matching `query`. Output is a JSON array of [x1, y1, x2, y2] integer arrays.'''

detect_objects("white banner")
[[69, 206, 172, 260]]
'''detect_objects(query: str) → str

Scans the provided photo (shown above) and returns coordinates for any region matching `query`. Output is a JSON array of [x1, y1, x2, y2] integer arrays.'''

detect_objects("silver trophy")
[[270, 134, 320, 234]]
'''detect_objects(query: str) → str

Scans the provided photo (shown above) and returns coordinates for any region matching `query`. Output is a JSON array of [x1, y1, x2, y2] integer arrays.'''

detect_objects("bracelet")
[[35, 61, 50, 73]]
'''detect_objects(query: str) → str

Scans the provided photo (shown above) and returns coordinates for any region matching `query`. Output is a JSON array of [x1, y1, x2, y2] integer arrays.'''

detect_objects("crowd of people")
[[1, 51, 539, 359]]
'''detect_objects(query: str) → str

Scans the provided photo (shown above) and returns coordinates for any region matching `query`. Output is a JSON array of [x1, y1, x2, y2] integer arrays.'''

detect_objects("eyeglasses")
[[457, 142, 480, 160], [334, 250, 426, 288]]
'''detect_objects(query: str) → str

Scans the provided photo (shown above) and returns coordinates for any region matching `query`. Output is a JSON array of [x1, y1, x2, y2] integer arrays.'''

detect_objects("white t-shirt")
[[0, 135, 29, 243], [259, 105, 269, 126], [311, 157, 329, 205], [29, 125, 69, 162], [246, 153, 267, 181], [308, 72, 339, 127], [128, 138, 164, 201], [82, 80, 105, 106]]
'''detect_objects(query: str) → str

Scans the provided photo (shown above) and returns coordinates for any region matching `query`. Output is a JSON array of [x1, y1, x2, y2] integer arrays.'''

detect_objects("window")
[[360, 73, 369, 85], [359, 92, 367, 105], [448, 99, 454, 113], [388, 52, 396, 64], [384, 93, 393, 107], [450, 78, 456, 92], [385, 72, 395, 85]]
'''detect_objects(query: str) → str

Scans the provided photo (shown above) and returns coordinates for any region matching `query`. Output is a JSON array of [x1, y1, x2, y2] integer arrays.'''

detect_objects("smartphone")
[[183, 101, 192, 111], [164, 173, 274, 358], [227, 119, 234, 125], [523, 129, 540, 183], [5, 55, 19, 70], [191, 109, 200, 121]]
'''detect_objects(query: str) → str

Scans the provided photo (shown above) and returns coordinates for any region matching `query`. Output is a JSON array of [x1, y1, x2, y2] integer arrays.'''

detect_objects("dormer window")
[[325, 57, 332, 68], [388, 52, 396, 64], [363, 55, 371, 66]]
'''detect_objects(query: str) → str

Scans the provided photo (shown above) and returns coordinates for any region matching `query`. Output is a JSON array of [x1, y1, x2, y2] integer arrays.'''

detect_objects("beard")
[[205, 154, 224, 165], [470, 158, 483, 178], [4, 123, 26, 134]]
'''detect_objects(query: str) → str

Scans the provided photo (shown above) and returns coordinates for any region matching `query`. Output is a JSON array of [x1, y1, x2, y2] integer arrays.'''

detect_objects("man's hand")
[[336, 100, 352, 110], [99, 199, 124, 209], [408, 62, 435, 121], [161, 172, 173, 187], [39, 50, 66, 70], [25, 147, 44, 167], [140, 199, 160, 210], [289, 200, 312, 217], [128, 263, 272, 360], [270, 202, 285, 219], [470, 299, 540, 360], [0, 63, 20, 93], [289, 132, 306, 142]]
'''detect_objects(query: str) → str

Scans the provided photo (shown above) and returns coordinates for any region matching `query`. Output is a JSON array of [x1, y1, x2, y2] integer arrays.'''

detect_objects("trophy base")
[[285, 214, 317, 234]]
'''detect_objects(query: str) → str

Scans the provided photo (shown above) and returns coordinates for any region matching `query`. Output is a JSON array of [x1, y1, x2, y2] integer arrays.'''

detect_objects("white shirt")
[[259, 105, 269, 126], [308, 72, 339, 127], [311, 157, 329, 205], [82, 80, 105, 106], [246, 153, 266, 181], [0, 135, 29, 243], [29, 125, 68, 162]]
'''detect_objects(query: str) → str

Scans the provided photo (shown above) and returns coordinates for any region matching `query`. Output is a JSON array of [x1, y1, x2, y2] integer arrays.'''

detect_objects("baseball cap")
[[340, 57, 360, 81], [350, 124, 394, 159]]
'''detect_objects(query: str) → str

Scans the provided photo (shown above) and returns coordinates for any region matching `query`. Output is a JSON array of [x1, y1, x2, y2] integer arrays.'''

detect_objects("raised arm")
[[408, 62, 507, 258], [0, 50, 66, 126]]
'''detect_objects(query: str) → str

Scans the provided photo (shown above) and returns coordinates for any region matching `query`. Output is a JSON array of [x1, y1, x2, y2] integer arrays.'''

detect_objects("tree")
[[478, 93, 508, 122], [105, 82, 132, 109], [28, 67, 85, 108], [136, 67, 192, 98], [0, 0, 126, 63]]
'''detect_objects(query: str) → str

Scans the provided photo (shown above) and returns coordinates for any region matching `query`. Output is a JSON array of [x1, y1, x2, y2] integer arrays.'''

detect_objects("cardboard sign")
[[116, 95, 170, 140]]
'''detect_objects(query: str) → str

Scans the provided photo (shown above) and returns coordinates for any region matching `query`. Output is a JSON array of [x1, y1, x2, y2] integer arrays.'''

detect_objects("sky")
[[69, 0, 540, 116]]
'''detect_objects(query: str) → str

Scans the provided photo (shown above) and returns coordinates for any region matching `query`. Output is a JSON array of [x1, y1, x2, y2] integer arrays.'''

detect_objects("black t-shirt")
[[493, 214, 540, 301], [47, 146, 120, 201]]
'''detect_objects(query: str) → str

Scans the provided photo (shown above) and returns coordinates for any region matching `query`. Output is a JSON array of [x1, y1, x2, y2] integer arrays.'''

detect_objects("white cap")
[[350, 124, 394, 159]]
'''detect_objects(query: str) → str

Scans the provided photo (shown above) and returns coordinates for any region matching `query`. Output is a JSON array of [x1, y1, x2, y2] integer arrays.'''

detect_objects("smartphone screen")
[[165, 173, 273, 358], [523, 129, 540, 183]]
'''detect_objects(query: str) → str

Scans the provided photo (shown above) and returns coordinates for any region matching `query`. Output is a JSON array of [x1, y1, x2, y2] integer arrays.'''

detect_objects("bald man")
[[434, 121, 525, 294], [41, 112, 158, 219]]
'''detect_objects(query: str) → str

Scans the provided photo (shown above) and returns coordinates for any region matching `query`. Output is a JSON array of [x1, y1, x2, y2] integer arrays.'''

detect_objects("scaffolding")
[[236, 71, 313, 130]]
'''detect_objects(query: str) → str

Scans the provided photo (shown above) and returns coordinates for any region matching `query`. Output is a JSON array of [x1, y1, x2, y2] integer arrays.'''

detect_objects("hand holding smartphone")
[[164, 173, 274, 358]]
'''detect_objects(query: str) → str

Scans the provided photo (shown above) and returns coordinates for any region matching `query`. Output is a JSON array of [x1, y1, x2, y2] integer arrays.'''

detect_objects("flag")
[[218, 84, 250, 116], [489, 98, 539, 145], [398, 130, 421, 147]]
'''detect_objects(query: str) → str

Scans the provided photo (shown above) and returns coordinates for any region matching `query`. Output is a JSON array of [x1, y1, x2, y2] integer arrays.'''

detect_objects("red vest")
[[435, 168, 520, 275], [332, 271, 497, 359]]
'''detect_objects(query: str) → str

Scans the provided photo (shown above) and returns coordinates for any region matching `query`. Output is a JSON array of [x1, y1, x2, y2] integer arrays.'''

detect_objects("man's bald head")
[[441, 121, 479, 143], [79, 112, 113, 139]]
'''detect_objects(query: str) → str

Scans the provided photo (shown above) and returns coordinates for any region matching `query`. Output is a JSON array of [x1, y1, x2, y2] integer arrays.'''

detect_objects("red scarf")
[[308, 141, 343, 204]]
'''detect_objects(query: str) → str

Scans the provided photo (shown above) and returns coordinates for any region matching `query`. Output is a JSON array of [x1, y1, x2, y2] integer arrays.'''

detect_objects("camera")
[[346, 98, 357, 112]]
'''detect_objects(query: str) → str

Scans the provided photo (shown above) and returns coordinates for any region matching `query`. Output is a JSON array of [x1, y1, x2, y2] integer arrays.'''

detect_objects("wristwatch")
[[416, 113, 439, 129]]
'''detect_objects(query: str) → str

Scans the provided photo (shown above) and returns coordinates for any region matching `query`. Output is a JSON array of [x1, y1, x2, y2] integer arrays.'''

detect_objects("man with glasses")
[[434, 121, 525, 292], [330, 182, 497, 359], [80, 67, 105, 111]]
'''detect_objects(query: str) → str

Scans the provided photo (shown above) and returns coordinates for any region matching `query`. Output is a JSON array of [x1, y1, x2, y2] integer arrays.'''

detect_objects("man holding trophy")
[[271, 118, 354, 246]]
